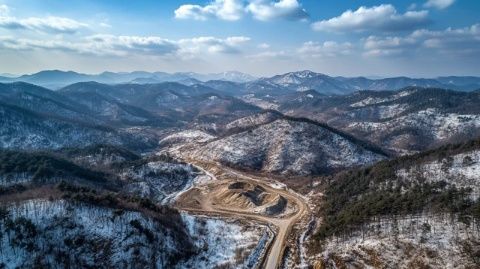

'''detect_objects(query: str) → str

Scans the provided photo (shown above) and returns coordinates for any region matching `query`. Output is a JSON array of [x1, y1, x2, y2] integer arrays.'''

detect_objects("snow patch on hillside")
[[397, 150, 480, 198], [377, 104, 409, 119], [350, 89, 416, 108], [0, 199, 266, 268], [187, 119, 384, 175], [241, 94, 279, 110], [315, 214, 480, 269], [160, 130, 215, 148], [0, 199, 184, 268], [225, 111, 280, 131], [120, 161, 202, 203], [348, 108, 480, 141], [0, 173, 33, 187], [179, 214, 266, 268]]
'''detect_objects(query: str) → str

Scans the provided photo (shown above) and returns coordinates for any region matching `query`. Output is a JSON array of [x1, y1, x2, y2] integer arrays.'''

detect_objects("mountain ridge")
[[2, 70, 479, 93]]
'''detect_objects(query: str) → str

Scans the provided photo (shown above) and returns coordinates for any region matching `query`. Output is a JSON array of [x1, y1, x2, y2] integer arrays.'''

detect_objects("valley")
[[2, 0, 480, 267], [0, 70, 479, 268]]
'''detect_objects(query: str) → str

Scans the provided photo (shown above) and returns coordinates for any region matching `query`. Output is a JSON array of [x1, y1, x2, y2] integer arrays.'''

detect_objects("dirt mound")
[[212, 181, 280, 213], [176, 179, 293, 217], [265, 195, 287, 215], [242, 185, 267, 206], [214, 184, 272, 209]]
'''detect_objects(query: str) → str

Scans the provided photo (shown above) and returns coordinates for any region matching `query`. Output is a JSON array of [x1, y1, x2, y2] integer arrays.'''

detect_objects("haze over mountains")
[[2, 70, 480, 157], [1, 70, 480, 93], [0, 70, 257, 89]]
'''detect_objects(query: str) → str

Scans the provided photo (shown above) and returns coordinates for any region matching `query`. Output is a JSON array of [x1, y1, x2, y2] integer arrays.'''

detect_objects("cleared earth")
[[173, 161, 309, 269], [176, 180, 294, 217]]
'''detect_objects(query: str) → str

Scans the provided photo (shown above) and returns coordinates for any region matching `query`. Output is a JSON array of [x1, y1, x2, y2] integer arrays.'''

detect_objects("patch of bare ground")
[[171, 159, 310, 269], [176, 179, 292, 217]]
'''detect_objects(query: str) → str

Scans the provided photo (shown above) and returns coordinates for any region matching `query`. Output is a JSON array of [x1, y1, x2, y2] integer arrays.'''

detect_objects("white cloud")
[[178, 36, 250, 57], [248, 40, 354, 60], [424, 0, 455, 9], [0, 5, 87, 34], [85, 35, 179, 56], [0, 4, 9, 16], [174, 0, 244, 21], [363, 36, 417, 56], [312, 4, 429, 33], [0, 34, 251, 58], [0, 35, 177, 56], [174, 0, 308, 21], [0, 36, 79, 52], [298, 41, 353, 57], [246, 0, 308, 21], [363, 24, 480, 57]]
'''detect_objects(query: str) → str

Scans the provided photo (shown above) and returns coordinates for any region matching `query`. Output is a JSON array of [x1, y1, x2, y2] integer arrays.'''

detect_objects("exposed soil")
[[173, 161, 310, 269]]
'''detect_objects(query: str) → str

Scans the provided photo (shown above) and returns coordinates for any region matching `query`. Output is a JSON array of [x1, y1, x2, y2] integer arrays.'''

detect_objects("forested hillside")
[[308, 138, 480, 268]]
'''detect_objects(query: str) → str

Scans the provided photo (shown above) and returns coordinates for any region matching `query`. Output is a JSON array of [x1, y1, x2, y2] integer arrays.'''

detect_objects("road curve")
[[175, 162, 309, 269], [223, 167, 308, 269]]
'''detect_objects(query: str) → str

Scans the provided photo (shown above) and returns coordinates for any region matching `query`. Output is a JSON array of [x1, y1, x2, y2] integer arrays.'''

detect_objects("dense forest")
[[0, 150, 110, 184], [314, 137, 480, 241]]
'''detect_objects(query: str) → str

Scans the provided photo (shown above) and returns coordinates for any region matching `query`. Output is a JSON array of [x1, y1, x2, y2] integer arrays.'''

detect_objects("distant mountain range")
[[1, 70, 479, 93], [2, 79, 480, 155], [0, 70, 257, 89], [252, 70, 480, 94]]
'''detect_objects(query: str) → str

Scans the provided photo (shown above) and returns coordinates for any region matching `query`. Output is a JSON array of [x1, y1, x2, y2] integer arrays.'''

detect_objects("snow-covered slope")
[[308, 138, 480, 268], [224, 110, 283, 134], [396, 149, 480, 199], [0, 199, 265, 269], [54, 146, 213, 205], [0, 145, 268, 268], [275, 87, 480, 154], [0, 199, 192, 268], [346, 108, 480, 154], [162, 116, 386, 175], [179, 214, 268, 269], [259, 71, 480, 94], [259, 71, 350, 95], [120, 159, 205, 204], [0, 103, 151, 150], [316, 214, 479, 268]]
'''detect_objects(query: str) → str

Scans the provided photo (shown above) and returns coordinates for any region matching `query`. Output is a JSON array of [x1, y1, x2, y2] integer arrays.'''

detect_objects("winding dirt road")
[[174, 162, 309, 269]]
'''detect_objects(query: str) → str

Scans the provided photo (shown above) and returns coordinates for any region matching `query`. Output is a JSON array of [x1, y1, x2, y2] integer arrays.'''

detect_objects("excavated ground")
[[171, 160, 310, 269], [175, 179, 291, 217]]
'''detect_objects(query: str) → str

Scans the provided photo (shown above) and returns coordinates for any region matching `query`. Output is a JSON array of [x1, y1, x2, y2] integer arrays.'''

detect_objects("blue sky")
[[0, 0, 479, 77]]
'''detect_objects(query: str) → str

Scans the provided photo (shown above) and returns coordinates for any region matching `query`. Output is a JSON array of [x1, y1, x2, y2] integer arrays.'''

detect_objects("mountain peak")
[[293, 70, 319, 78]]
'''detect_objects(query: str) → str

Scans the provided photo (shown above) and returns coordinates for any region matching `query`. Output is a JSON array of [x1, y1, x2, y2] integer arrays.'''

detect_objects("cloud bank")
[[0, 6, 87, 34], [0, 34, 251, 58], [312, 4, 429, 32], [363, 24, 480, 57]]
